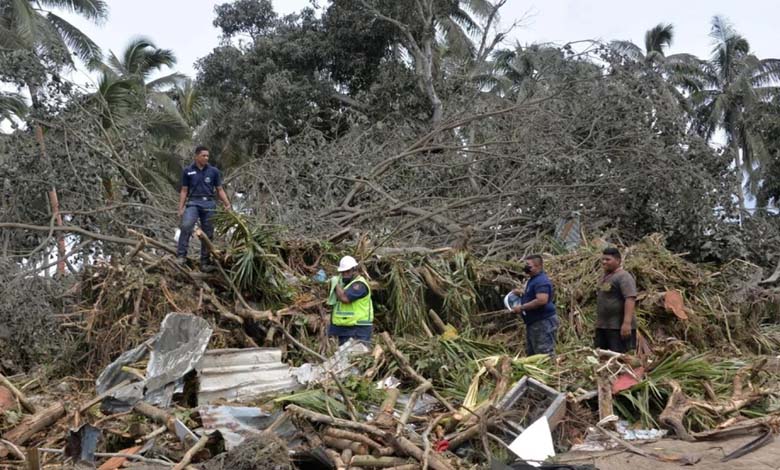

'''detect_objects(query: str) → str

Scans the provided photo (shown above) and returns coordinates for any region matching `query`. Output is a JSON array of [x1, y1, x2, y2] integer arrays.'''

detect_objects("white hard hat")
[[337, 256, 359, 272]]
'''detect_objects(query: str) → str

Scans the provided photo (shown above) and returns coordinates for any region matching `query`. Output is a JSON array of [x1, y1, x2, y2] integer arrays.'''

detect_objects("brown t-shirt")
[[595, 269, 637, 329]]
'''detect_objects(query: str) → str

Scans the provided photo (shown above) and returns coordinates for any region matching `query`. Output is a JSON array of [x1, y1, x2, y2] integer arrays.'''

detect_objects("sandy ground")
[[558, 435, 780, 470]]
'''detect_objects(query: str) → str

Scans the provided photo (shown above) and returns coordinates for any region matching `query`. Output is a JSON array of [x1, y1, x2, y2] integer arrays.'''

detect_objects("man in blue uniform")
[[511, 254, 559, 356], [176, 146, 231, 271]]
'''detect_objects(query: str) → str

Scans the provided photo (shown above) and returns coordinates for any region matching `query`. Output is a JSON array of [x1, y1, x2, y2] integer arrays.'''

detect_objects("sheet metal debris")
[[291, 339, 371, 384], [196, 348, 300, 405], [96, 313, 213, 411], [64, 424, 101, 464], [199, 405, 287, 450]]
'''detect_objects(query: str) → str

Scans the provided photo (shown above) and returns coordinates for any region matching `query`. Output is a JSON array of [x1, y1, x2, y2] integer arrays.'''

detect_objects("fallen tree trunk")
[[350, 455, 413, 468], [5, 402, 65, 445], [287, 405, 455, 470]]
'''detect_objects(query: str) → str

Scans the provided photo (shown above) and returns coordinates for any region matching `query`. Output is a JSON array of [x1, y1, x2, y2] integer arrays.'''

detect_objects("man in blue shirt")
[[511, 254, 559, 356], [176, 146, 231, 271]]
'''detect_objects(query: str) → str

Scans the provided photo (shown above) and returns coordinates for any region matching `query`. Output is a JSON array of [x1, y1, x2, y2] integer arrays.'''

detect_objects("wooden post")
[[26, 447, 40, 470], [597, 374, 614, 422]]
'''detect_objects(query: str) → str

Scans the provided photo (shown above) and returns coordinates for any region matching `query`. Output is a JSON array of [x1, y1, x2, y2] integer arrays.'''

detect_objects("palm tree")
[[609, 23, 704, 112], [611, 23, 676, 66], [101, 38, 185, 92], [1, 0, 107, 274], [694, 16, 780, 211], [170, 78, 208, 129], [92, 38, 189, 138], [0, 0, 105, 67]]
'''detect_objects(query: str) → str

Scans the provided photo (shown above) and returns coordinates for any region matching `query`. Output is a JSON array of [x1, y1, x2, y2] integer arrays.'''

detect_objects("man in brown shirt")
[[595, 247, 637, 353]]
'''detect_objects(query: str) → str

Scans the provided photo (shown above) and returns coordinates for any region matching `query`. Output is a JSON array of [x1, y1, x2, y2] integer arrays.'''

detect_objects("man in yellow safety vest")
[[328, 256, 374, 345]]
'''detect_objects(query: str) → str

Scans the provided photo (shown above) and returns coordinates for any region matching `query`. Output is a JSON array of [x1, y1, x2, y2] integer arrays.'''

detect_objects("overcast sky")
[[63, 0, 780, 86]]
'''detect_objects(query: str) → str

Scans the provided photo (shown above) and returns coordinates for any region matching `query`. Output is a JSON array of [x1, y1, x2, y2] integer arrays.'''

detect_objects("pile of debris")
[[1, 223, 779, 469]]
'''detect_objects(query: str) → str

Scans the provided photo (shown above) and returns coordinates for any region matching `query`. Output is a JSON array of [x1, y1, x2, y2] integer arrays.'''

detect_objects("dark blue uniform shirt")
[[181, 163, 222, 199], [521, 271, 557, 325]]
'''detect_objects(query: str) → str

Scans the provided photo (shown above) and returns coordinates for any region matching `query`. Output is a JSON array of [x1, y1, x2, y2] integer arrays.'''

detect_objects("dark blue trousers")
[[525, 316, 559, 356], [177, 199, 216, 262]]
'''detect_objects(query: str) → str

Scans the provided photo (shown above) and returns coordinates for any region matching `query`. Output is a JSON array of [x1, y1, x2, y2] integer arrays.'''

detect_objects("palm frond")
[[709, 15, 735, 51], [144, 107, 191, 142], [37, 0, 108, 22], [458, 0, 494, 20], [45, 11, 102, 63], [438, 16, 476, 61], [7, 0, 37, 46], [446, 6, 482, 37], [212, 211, 292, 306], [0, 92, 28, 120], [145, 72, 186, 92], [608, 40, 644, 62], [644, 23, 673, 55], [750, 58, 780, 87]]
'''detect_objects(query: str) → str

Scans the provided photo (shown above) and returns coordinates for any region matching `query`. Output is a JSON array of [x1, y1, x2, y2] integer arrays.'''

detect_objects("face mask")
[[523, 265, 533, 274], [342, 275, 353, 283]]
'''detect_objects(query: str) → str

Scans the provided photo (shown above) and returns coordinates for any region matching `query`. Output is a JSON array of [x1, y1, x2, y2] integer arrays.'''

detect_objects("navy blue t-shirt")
[[521, 271, 556, 325], [181, 163, 222, 198]]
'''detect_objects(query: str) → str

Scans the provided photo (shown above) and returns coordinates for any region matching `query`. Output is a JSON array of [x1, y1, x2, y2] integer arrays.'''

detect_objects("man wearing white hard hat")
[[328, 256, 374, 345]]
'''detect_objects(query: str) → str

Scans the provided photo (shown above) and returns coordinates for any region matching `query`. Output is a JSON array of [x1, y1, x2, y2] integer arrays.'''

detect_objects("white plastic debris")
[[507, 416, 555, 467]]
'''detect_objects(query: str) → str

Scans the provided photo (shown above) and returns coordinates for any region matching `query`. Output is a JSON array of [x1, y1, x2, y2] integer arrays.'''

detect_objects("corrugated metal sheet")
[[195, 341, 371, 405], [196, 348, 300, 405]]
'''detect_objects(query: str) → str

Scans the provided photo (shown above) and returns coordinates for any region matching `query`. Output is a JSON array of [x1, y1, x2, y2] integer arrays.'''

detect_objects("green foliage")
[[615, 352, 753, 430], [272, 389, 349, 418], [214, 210, 292, 306]]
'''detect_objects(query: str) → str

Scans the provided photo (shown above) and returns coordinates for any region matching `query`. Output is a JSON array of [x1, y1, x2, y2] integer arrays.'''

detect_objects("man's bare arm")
[[335, 285, 351, 303], [513, 293, 549, 313], [217, 187, 231, 210], [621, 297, 636, 338], [178, 187, 188, 217]]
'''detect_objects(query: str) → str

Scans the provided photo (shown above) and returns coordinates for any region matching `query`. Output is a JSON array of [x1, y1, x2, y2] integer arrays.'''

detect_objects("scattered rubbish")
[[611, 366, 645, 394], [615, 420, 667, 441], [595, 425, 701, 465], [196, 348, 299, 405], [291, 339, 371, 384], [376, 376, 402, 389], [96, 313, 213, 411], [396, 392, 438, 416], [313, 269, 327, 282], [199, 405, 276, 450], [174, 418, 199, 446], [507, 416, 555, 467], [4, 233, 780, 470], [498, 377, 567, 434], [97, 446, 141, 470], [64, 424, 101, 464], [569, 428, 618, 452]]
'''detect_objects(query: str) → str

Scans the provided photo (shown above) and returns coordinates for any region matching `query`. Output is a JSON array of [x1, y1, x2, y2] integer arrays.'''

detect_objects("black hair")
[[525, 254, 543, 266], [602, 247, 621, 259], [194, 145, 209, 155]]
